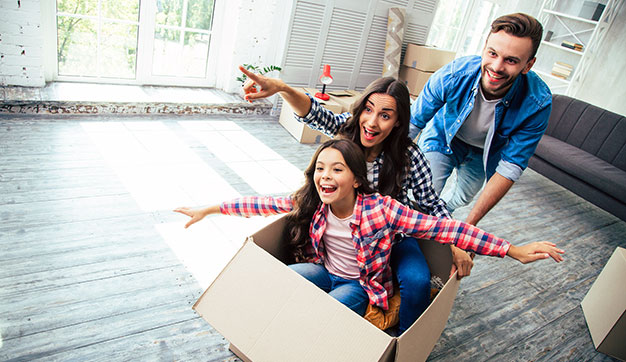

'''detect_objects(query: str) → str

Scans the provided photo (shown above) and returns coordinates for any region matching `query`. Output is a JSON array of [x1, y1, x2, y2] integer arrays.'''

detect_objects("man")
[[409, 13, 552, 277]]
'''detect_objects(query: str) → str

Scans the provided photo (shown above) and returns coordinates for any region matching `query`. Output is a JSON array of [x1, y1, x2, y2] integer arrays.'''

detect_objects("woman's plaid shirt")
[[220, 193, 510, 310], [296, 94, 451, 219]]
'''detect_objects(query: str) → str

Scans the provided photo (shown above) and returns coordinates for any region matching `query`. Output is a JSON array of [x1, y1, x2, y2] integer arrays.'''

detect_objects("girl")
[[240, 68, 472, 332], [174, 139, 564, 317]]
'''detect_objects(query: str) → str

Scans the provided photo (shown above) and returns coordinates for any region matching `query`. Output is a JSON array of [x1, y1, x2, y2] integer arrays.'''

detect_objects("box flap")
[[597, 312, 626, 360], [194, 234, 393, 361], [396, 272, 460, 361], [581, 247, 626, 353], [249, 215, 291, 263], [395, 239, 457, 361]]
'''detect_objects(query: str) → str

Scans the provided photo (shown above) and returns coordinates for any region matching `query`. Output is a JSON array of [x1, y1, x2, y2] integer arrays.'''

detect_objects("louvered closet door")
[[280, 0, 439, 91]]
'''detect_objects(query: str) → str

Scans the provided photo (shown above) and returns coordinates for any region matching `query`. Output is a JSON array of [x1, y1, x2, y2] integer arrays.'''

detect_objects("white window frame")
[[427, 0, 521, 57], [42, 0, 224, 87]]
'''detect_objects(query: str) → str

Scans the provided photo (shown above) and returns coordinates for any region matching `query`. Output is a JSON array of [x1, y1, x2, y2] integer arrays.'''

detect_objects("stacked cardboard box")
[[194, 216, 460, 362], [328, 89, 363, 113], [278, 88, 340, 144], [399, 44, 455, 97], [278, 88, 362, 144]]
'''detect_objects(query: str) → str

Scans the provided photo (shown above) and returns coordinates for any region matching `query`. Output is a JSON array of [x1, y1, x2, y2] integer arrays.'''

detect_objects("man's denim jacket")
[[410, 55, 552, 181]]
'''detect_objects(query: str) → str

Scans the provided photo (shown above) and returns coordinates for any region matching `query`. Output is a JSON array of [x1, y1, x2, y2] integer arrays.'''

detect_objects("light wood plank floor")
[[0, 114, 624, 361]]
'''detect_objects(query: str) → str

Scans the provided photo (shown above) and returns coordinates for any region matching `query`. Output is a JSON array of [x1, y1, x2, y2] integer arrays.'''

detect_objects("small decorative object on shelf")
[[579, 1, 606, 21], [314, 64, 333, 101], [551, 61, 574, 79], [544, 30, 554, 41], [561, 40, 583, 51]]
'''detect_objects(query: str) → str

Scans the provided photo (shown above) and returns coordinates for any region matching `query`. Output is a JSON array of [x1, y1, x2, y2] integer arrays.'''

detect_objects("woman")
[[240, 67, 473, 333]]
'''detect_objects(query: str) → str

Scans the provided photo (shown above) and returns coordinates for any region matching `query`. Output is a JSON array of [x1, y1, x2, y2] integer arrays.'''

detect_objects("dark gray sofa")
[[529, 94, 626, 222]]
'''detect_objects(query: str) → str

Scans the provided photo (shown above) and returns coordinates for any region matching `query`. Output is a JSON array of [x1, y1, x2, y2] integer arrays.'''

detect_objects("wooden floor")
[[0, 114, 624, 361]]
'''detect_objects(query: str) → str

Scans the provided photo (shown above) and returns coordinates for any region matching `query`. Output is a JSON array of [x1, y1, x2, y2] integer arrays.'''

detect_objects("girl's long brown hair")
[[337, 77, 412, 199], [286, 139, 374, 262]]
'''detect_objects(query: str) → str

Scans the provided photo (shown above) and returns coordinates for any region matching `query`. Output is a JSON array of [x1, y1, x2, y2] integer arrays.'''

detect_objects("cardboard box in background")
[[399, 65, 433, 96], [193, 216, 460, 362], [402, 44, 455, 72], [328, 89, 363, 113], [278, 88, 341, 144], [581, 247, 626, 360]]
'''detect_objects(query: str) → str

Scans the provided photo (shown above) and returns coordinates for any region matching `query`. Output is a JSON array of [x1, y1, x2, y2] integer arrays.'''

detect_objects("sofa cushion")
[[535, 135, 626, 204], [545, 95, 626, 172]]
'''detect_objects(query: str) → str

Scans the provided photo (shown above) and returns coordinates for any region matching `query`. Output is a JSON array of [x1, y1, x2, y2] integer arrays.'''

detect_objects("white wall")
[[0, 0, 45, 87], [212, 0, 292, 93], [573, 1, 626, 116]]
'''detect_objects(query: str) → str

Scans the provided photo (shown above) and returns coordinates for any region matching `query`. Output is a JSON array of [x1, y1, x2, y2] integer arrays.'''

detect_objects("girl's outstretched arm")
[[506, 242, 565, 263], [173, 205, 220, 229]]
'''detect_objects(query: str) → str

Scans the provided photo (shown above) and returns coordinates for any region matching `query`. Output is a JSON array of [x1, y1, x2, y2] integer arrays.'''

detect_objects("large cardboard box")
[[581, 247, 626, 360], [328, 89, 363, 113], [402, 44, 455, 72], [278, 88, 341, 144], [193, 216, 460, 362], [399, 65, 433, 96]]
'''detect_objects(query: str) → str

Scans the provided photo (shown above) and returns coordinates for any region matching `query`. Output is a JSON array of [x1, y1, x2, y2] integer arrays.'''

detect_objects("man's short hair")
[[490, 13, 543, 60]]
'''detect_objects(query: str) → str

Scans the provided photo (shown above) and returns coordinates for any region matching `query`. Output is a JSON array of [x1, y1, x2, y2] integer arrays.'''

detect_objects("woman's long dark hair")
[[338, 77, 412, 199], [286, 139, 374, 262]]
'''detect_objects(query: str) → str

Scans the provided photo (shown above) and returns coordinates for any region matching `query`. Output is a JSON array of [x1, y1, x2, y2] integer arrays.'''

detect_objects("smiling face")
[[358, 93, 399, 161], [313, 147, 359, 218], [481, 30, 536, 100]]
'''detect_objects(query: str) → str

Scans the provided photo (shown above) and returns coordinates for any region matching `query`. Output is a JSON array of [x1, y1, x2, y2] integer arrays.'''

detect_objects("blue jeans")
[[288, 263, 369, 316], [391, 237, 431, 333], [424, 138, 485, 212]]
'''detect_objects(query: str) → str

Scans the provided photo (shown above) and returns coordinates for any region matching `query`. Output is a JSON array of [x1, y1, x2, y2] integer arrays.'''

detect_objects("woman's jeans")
[[288, 263, 369, 316], [391, 236, 431, 333]]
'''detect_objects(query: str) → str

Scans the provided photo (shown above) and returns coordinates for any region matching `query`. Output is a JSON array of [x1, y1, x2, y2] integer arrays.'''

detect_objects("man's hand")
[[507, 242, 565, 264], [449, 245, 475, 279]]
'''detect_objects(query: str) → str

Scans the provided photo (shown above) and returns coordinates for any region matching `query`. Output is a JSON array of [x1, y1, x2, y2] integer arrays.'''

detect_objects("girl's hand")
[[507, 242, 565, 264], [173, 206, 218, 228]]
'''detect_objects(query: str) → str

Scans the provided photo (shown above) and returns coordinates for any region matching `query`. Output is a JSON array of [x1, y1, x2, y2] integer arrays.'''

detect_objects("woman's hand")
[[240, 65, 288, 102], [507, 242, 565, 264], [173, 205, 219, 228], [239, 65, 312, 117]]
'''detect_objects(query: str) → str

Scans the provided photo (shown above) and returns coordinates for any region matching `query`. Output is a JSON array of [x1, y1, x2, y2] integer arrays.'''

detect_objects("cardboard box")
[[278, 88, 341, 144], [399, 66, 433, 96], [403, 44, 455, 72], [328, 89, 363, 113], [193, 216, 460, 362], [581, 247, 626, 360]]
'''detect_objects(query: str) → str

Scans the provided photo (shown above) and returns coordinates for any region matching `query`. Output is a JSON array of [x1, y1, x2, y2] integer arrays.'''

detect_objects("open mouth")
[[485, 68, 505, 83], [320, 185, 337, 194], [362, 127, 379, 141]]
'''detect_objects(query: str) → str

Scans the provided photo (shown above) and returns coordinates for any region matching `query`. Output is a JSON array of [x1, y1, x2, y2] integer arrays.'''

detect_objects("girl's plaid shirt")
[[220, 193, 510, 310]]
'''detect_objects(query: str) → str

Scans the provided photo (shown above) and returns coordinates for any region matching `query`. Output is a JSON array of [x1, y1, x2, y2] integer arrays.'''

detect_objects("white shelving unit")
[[535, 0, 619, 96]]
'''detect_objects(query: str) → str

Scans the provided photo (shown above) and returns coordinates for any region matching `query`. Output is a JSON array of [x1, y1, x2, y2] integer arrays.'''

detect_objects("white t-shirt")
[[322, 206, 360, 280]]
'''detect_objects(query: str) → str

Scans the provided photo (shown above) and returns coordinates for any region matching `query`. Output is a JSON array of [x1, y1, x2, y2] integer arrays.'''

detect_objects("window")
[[54, 0, 216, 86], [426, 0, 505, 58]]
